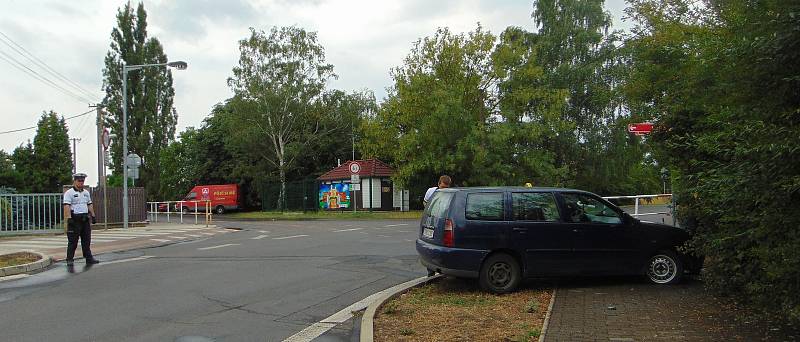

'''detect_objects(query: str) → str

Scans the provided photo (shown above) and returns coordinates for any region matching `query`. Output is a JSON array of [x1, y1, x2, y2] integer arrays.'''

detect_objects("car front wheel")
[[646, 250, 683, 284], [479, 253, 521, 294]]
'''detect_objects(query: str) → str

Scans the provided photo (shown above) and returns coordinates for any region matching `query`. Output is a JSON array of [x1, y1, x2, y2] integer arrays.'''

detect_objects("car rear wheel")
[[646, 250, 683, 284], [181, 207, 189, 215], [479, 253, 521, 294], [215, 205, 225, 215]]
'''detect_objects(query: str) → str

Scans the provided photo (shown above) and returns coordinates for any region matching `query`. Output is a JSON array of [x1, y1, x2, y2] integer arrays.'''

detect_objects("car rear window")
[[465, 193, 504, 221], [424, 191, 454, 218], [512, 192, 559, 221]]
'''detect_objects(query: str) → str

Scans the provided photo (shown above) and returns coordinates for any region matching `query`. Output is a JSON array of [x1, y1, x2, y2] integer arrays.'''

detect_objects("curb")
[[538, 287, 557, 342], [360, 274, 442, 342], [0, 251, 53, 278]]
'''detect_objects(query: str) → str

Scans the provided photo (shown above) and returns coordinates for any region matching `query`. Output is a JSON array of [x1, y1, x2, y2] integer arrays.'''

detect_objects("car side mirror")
[[624, 212, 637, 225]]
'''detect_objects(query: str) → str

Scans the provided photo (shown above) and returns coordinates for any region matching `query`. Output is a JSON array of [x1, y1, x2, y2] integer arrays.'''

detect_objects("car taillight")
[[443, 218, 454, 247]]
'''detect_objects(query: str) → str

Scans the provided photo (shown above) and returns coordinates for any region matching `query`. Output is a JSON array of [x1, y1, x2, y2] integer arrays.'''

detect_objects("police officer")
[[63, 172, 100, 265]]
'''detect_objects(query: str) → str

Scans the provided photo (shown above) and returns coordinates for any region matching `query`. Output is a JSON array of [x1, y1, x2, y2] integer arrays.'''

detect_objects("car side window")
[[465, 193, 504, 221], [560, 193, 622, 224], [186, 192, 197, 200], [512, 192, 559, 222]]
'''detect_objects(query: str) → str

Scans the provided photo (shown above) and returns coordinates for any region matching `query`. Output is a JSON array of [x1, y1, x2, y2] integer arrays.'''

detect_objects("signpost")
[[350, 162, 360, 213], [628, 123, 654, 135]]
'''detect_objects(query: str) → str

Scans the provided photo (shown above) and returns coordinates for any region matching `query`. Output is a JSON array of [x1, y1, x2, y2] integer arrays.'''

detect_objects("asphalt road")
[[0, 219, 424, 342]]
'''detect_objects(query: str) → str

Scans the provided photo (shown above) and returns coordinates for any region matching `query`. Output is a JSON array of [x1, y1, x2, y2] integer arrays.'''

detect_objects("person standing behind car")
[[63, 173, 99, 265], [423, 175, 452, 206]]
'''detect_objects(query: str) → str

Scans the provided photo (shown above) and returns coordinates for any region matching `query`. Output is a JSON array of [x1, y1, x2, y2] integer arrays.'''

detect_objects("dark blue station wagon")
[[416, 187, 702, 293]]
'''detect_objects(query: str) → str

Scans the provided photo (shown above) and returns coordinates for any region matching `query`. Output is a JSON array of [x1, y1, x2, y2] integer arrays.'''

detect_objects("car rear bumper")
[[416, 239, 487, 278]]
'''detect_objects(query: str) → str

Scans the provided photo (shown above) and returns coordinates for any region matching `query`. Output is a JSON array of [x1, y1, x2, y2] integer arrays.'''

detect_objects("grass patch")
[[399, 328, 415, 336], [374, 277, 552, 342], [0, 252, 40, 268], [526, 299, 540, 313], [513, 325, 541, 341], [226, 210, 423, 220]]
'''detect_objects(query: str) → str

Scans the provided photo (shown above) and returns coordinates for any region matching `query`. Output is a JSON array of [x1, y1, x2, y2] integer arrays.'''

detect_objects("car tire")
[[646, 250, 683, 284], [479, 253, 521, 294], [182, 207, 189, 215], [215, 206, 225, 215]]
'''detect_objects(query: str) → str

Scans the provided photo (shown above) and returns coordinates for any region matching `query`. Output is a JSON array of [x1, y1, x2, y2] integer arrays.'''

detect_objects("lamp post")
[[122, 61, 187, 229]]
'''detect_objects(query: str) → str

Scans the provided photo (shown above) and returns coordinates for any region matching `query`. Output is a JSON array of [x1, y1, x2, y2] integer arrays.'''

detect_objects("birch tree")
[[227, 26, 337, 209]]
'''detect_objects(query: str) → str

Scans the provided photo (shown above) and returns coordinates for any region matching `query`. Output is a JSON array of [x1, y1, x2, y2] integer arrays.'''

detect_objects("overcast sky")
[[0, 0, 630, 187]]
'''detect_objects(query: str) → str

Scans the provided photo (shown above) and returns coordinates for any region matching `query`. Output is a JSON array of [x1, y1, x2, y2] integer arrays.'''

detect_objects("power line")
[[0, 49, 96, 104], [0, 30, 101, 103], [0, 109, 95, 135]]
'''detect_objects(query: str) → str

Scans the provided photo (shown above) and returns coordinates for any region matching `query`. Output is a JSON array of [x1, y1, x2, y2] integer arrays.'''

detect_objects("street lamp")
[[122, 60, 187, 229]]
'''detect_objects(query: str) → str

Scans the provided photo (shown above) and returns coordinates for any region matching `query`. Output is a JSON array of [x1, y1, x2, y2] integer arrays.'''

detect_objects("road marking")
[[332, 228, 362, 233], [98, 255, 155, 266], [150, 239, 172, 243], [282, 276, 431, 342], [258, 230, 270, 233], [397, 230, 410, 233], [186, 234, 203, 237], [272, 235, 308, 240], [405, 239, 414, 242], [384, 223, 409, 227], [377, 235, 390, 238], [251, 235, 269, 240], [198, 243, 240, 250], [169, 236, 188, 239]]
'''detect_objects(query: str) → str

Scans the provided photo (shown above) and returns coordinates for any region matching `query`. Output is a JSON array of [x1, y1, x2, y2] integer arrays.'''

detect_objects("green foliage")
[[101, 2, 178, 200], [31, 111, 72, 192], [626, 0, 800, 323], [225, 26, 360, 210], [5, 112, 71, 193]]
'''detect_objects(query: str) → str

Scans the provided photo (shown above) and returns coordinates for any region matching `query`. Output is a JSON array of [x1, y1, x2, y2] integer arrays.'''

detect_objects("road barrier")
[[0, 193, 64, 235], [147, 200, 212, 227], [603, 194, 675, 225]]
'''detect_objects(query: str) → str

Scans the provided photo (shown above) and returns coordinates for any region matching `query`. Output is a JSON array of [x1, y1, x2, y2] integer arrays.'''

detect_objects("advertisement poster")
[[319, 183, 351, 209]]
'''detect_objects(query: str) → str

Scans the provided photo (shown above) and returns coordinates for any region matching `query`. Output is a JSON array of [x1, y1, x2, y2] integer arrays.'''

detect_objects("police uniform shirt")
[[63, 187, 92, 214]]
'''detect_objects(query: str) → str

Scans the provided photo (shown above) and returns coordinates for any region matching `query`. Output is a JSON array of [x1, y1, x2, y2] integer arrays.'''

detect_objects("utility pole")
[[94, 105, 109, 229], [70, 138, 81, 174]]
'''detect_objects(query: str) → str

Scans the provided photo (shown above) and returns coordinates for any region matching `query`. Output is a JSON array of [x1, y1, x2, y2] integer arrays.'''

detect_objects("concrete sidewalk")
[[0, 222, 231, 262]]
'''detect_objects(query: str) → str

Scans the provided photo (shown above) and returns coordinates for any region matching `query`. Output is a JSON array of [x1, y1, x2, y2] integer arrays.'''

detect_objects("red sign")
[[628, 123, 654, 135]]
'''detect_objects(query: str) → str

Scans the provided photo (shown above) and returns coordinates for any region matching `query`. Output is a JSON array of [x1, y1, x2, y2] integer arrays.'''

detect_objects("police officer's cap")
[[73, 172, 87, 180]]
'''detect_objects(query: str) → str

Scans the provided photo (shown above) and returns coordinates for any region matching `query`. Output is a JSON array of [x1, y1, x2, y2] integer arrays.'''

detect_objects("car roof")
[[437, 186, 588, 193]]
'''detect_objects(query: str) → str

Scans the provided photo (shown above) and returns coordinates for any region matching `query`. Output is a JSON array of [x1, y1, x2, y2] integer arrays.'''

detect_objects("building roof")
[[317, 159, 395, 181]]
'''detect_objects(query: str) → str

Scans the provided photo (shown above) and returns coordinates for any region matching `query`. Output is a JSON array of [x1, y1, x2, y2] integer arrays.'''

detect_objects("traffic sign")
[[126, 153, 142, 167], [628, 123, 654, 135], [349, 162, 361, 174], [101, 129, 111, 150]]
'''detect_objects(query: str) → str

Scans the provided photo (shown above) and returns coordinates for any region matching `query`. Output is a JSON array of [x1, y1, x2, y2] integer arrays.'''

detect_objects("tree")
[[31, 111, 72, 192], [625, 0, 800, 323], [531, 0, 656, 195], [361, 26, 498, 196], [0, 150, 23, 191], [226, 26, 345, 209], [101, 2, 178, 200]]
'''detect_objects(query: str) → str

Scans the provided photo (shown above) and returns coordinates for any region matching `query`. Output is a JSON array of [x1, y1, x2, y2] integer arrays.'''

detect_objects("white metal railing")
[[602, 194, 674, 223], [1, 193, 64, 235], [146, 200, 212, 227]]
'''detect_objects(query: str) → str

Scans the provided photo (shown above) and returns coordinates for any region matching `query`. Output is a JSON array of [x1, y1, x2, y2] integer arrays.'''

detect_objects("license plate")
[[423, 227, 434, 239]]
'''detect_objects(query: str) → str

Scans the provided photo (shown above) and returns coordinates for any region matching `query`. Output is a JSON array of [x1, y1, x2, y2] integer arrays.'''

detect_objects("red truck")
[[177, 184, 241, 215]]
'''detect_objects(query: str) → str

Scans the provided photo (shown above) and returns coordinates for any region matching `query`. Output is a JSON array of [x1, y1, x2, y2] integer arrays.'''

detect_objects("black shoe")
[[85, 258, 100, 264], [65, 259, 74, 265]]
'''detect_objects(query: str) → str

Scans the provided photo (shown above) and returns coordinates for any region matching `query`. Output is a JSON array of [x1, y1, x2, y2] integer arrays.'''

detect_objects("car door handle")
[[512, 227, 528, 233]]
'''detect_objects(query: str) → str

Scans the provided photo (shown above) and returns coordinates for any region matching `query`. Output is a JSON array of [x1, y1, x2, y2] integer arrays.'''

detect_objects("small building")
[[317, 159, 408, 211]]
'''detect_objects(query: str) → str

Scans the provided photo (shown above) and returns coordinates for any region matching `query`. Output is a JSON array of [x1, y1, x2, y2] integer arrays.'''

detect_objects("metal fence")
[[0, 193, 64, 235], [261, 179, 320, 211], [603, 194, 675, 225], [146, 200, 212, 226]]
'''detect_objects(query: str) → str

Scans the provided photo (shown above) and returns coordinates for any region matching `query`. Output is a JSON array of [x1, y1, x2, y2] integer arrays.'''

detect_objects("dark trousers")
[[66, 215, 93, 261]]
